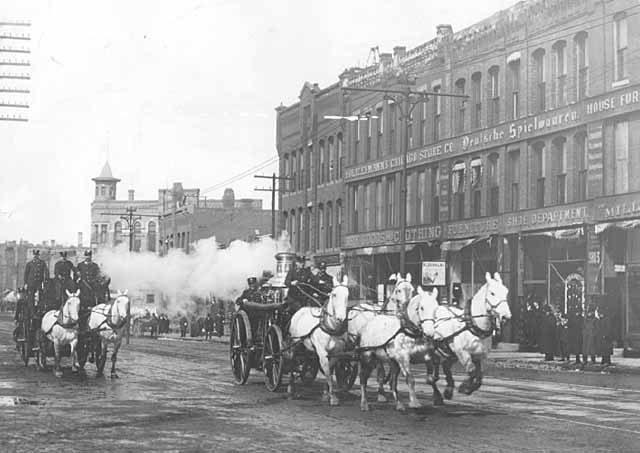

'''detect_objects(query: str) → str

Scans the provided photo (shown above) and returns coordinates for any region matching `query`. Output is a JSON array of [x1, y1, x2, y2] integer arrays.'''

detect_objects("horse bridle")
[[105, 296, 129, 330]]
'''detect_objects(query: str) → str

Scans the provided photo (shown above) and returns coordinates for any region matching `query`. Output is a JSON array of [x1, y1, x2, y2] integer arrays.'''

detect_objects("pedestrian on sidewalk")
[[204, 313, 214, 340], [179, 314, 188, 338], [568, 310, 583, 366], [582, 306, 598, 365], [539, 304, 557, 361], [596, 305, 613, 366], [555, 311, 569, 361]]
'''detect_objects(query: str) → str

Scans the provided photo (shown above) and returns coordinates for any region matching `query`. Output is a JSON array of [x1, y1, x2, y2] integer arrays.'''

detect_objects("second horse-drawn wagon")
[[230, 251, 357, 393]]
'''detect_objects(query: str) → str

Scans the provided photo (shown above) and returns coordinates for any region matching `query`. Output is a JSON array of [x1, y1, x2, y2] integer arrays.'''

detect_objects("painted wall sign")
[[343, 84, 640, 182]]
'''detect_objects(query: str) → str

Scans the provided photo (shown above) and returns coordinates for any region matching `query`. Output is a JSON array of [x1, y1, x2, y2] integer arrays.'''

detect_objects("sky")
[[0, 0, 519, 245]]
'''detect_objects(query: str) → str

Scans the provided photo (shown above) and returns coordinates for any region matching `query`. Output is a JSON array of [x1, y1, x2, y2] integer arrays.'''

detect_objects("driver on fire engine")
[[284, 255, 314, 312], [235, 277, 263, 307], [311, 261, 333, 302]]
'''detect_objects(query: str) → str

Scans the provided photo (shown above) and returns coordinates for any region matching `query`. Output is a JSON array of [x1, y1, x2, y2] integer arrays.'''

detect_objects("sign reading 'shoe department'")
[[422, 261, 445, 286]]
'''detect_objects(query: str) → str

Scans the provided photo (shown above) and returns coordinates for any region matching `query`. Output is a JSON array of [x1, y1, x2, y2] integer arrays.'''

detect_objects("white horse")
[[357, 275, 440, 411], [40, 289, 81, 378], [86, 290, 130, 378], [288, 275, 350, 406], [425, 272, 511, 401]]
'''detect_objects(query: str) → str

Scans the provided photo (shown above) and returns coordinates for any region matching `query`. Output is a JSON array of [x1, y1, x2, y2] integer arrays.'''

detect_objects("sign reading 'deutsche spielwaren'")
[[344, 84, 640, 182], [344, 192, 640, 249]]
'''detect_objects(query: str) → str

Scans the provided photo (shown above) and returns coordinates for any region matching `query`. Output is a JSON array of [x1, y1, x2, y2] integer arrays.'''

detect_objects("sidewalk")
[[156, 332, 230, 344]]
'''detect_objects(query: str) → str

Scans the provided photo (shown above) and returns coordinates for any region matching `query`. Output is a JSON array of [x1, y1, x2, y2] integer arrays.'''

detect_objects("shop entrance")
[[548, 260, 585, 316]]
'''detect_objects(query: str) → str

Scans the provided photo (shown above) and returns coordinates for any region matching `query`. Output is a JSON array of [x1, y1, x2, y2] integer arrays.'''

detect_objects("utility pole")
[[254, 173, 292, 239], [342, 81, 468, 275]]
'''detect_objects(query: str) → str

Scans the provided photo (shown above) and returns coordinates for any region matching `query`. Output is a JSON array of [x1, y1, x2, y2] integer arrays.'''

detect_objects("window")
[[299, 149, 304, 191], [364, 183, 371, 231], [353, 121, 360, 165], [114, 221, 122, 246], [614, 121, 629, 194], [533, 142, 546, 208], [574, 132, 587, 201], [376, 107, 383, 156], [417, 171, 425, 225], [420, 100, 428, 145], [431, 166, 440, 224], [365, 114, 372, 161], [455, 78, 466, 134], [336, 200, 343, 247], [574, 32, 588, 100], [328, 137, 335, 182], [408, 114, 413, 149], [100, 224, 108, 244], [553, 137, 567, 204], [386, 177, 395, 227], [326, 202, 333, 249], [318, 204, 324, 250], [508, 149, 520, 211], [471, 157, 482, 217], [95, 186, 99, 197], [389, 102, 396, 153], [108, 186, 114, 198], [352, 186, 359, 233], [337, 134, 344, 178], [304, 208, 310, 251], [488, 154, 499, 215], [306, 145, 312, 189], [452, 160, 465, 220], [291, 152, 297, 191], [283, 154, 290, 190], [433, 85, 441, 142], [291, 209, 297, 250], [552, 41, 567, 107], [472, 72, 482, 129], [376, 180, 384, 229], [508, 59, 520, 119], [533, 48, 546, 112], [319, 140, 326, 184], [100, 186, 106, 196], [488, 67, 500, 126], [614, 13, 627, 82], [134, 221, 142, 252], [298, 208, 303, 251], [406, 172, 415, 226]]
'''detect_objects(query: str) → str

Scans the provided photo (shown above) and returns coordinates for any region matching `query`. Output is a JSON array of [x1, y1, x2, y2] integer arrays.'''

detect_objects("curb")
[[487, 358, 640, 375]]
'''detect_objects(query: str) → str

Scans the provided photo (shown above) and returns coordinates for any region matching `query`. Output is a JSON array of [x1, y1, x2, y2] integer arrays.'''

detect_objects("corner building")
[[338, 0, 640, 350]]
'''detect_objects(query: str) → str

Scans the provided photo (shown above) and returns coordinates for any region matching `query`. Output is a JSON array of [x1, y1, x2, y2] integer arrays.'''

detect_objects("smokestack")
[[77, 232, 83, 248], [128, 189, 135, 201]]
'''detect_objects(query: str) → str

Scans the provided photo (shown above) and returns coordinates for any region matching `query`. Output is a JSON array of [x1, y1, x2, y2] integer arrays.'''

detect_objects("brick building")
[[278, 0, 640, 350], [276, 82, 346, 274]]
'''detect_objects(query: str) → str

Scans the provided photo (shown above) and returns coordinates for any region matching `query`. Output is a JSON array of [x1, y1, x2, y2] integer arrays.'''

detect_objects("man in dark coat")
[[596, 305, 613, 365], [23, 249, 49, 321], [204, 313, 214, 340], [235, 277, 264, 306], [179, 315, 188, 338], [539, 305, 557, 361], [284, 256, 314, 311], [311, 262, 334, 302], [53, 251, 76, 309], [582, 306, 598, 365], [568, 311, 583, 365], [76, 250, 103, 334]]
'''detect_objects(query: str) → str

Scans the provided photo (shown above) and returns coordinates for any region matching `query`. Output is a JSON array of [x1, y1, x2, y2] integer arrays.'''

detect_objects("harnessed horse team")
[[286, 270, 511, 411]]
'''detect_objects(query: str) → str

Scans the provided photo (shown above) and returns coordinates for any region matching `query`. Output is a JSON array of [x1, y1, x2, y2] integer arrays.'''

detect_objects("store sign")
[[503, 204, 589, 234], [447, 218, 500, 239], [596, 193, 640, 221], [422, 261, 445, 286], [615, 264, 626, 273], [344, 83, 640, 182]]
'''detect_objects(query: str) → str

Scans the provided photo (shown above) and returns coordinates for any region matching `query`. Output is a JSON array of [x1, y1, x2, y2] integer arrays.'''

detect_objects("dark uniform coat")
[[596, 313, 614, 357], [54, 259, 75, 280], [582, 314, 598, 357], [567, 313, 583, 355], [312, 271, 334, 298], [24, 257, 48, 289], [539, 311, 557, 355], [285, 266, 312, 303], [77, 260, 102, 307]]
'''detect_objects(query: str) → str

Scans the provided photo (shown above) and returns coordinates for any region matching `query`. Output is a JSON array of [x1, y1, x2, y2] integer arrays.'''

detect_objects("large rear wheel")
[[263, 325, 284, 392], [230, 310, 252, 385], [95, 338, 107, 374]]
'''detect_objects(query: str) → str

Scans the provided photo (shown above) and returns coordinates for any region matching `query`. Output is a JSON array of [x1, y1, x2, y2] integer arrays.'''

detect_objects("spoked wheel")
[[263, 325, 284, 392], [300, 355, 319, 385], [230, 310, 252, 385], [333, 358, 358, 392], [19, 319, 30, 367]]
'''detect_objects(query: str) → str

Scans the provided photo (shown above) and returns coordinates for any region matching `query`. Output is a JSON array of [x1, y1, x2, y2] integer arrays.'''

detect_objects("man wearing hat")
[[236, 277, 264, 306], [76, 250, 102, 333], [312, 261, 334, 301], [284, 255, 313, 311], [54, 251, 76, 308], [23, 249, 49, 325]]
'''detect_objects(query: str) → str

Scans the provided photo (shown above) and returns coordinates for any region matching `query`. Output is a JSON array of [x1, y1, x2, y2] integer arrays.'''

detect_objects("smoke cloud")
[[96, 237, 279, 317]]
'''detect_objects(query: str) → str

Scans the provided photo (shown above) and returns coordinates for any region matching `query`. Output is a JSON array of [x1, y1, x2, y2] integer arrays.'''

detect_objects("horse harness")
[[92, 299, 129, 332]]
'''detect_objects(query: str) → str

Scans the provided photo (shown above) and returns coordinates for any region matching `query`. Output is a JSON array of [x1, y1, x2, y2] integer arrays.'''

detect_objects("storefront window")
[[452, 161, 465, 220]]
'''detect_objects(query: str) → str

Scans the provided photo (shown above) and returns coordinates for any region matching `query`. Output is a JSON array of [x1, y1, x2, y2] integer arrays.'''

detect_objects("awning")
[[596, 219, 640, 234], [441, 235, 490, 252], [346, 244, 415, 256], [523, 227, 583, 240]]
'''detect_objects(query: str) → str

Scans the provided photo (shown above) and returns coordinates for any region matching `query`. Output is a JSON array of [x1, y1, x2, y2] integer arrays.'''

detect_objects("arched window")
[[471, 157, 483, 217], [326, 201, 333, 249], [282, 211, 289, 239], [114, 221, 122, 246], [328, 137, 334, 182], [133, 221, 142, 252], [455, 78, 466, 134], [574, 32, 588, 100], [488, 153, 500, 216], [508, 57, 521, 119], [471, 72, 482, 128], [318, 203, 325, 250], [451, 160, 466, 220], [532, 142, 546, 208], [574, 131, 588, 201], [147, 221, 156, 252], [290, 209, 297, 250], [291, 152, 297, 191], [319, 140, 326, 184], [336, 199, 343, 247], [337, 133, 344, 178], [552, 40, 567, 107], [614, 12, 627, 82], [552, 137, 567, 204], [431, 166, 440, 224], [283, 153, 290, 191], [532, 48, 546, 112], [488, 66, 500, 126]]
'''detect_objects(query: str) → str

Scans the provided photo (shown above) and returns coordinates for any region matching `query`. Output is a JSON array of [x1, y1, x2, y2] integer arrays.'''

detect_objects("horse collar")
[[464, 297, 493, 339]]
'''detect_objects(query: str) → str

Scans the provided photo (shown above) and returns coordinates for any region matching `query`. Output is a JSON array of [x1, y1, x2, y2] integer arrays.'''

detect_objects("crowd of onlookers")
[[177, 312, 226, 339], [521, 299, 614, 367]]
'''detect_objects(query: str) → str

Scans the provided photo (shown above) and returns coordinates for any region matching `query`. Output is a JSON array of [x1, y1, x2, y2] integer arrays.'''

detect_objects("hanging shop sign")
[[422, 261, 446, 286]]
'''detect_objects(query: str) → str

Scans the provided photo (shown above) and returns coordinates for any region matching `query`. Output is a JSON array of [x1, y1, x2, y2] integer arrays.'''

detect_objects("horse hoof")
[[72, 367, 78, 374], [444, 388, 453, 400], [433, 394, 444, 406], [377, 394, 388, 403], [409, 400, 422, 409], [360, 402, 370, 412], [320, 391, 329, 402], [395, 402, 406, 412], [54, 370, 62, 378], [111, 373, 119, 379], [329, 396, 340, 406]]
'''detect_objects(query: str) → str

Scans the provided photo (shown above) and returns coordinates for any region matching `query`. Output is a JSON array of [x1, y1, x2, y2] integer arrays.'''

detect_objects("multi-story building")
[[278, 0, 640, 351], [276, 82, 346, 275]]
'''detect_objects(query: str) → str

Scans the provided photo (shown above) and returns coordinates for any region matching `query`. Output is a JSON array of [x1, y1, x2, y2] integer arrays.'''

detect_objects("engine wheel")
[[230, 311, 252, 385], [263, 325, 284, 392]]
